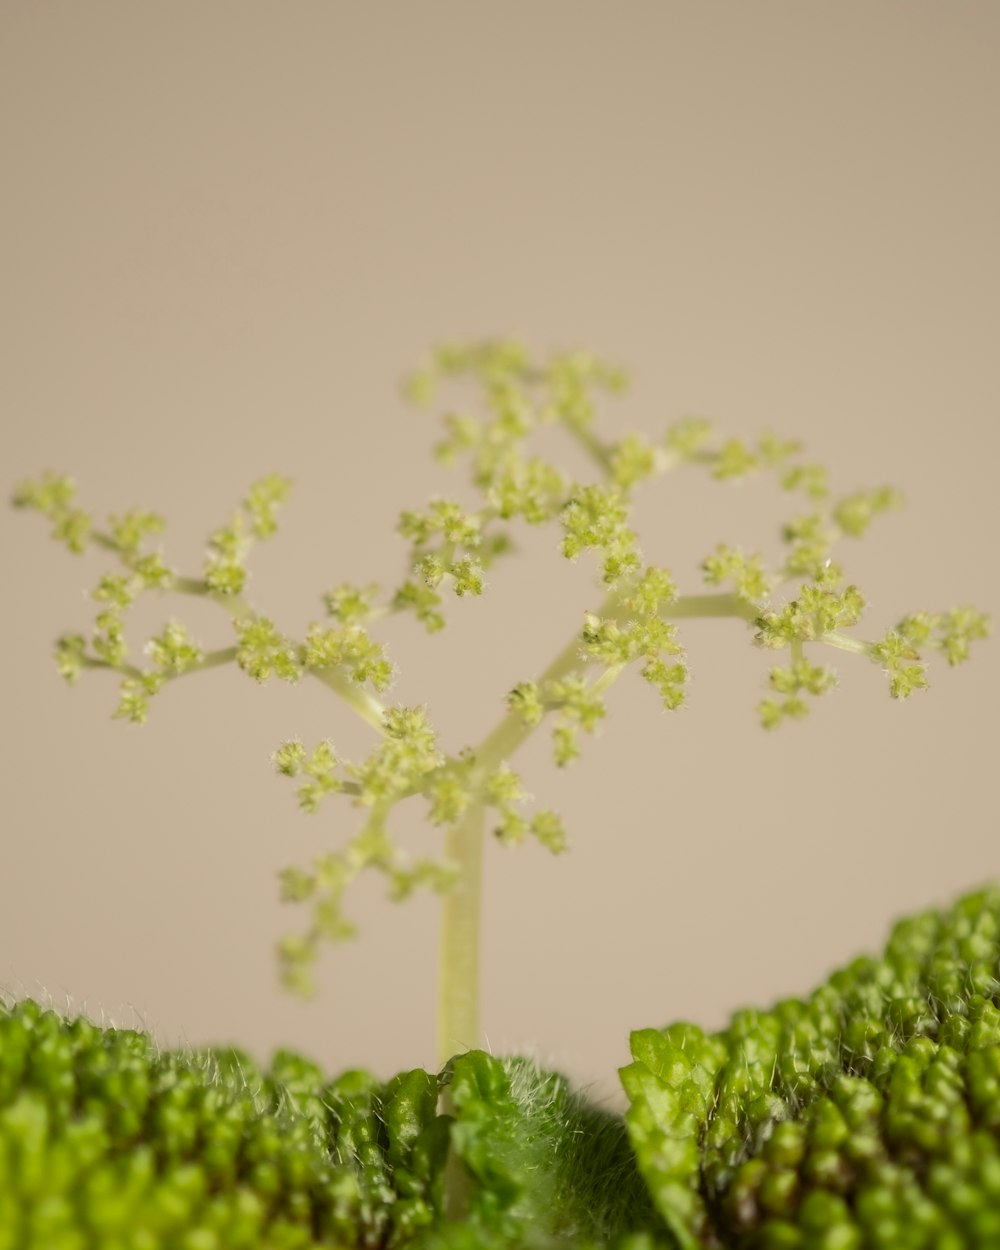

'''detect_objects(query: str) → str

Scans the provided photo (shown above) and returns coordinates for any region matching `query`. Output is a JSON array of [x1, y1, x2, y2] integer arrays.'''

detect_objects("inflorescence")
[[13, 343, 989, 996]]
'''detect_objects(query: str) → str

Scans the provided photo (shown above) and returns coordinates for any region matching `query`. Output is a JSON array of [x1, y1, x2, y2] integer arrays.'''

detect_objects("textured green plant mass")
[[623, 885, 1000, 1250], [6, 887, 1000, 1247], [0, 996, 661, 1250]]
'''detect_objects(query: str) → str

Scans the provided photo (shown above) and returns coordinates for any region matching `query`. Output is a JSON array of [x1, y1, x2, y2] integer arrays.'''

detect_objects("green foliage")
[[622, 886, 1000, 1250], [0, 998, 663, 1249], [442, 1051, 664, 1245], [8, 888, 1000, 1245], [0, 995, 446, 1249]]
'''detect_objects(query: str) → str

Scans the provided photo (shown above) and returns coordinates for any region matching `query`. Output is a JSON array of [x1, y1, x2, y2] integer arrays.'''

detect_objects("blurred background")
[[1, 3, 997, 1106]]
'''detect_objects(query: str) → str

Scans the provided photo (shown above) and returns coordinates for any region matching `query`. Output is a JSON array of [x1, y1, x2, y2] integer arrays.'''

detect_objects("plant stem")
[[566, 424, 614, 474], [665, 592, 758, 621], [437, 802, 486, 1067], [434, 579, 759, 1211], [174, 574, 391, 730], [173, 575, 211, 596], [435, 583, 760, 1065], [435, 582, 640, 1070], [476, 584, 628, 765], [310, 668, 388, 733], [822, 630, 872, 657], [192, 646, 238, 672]]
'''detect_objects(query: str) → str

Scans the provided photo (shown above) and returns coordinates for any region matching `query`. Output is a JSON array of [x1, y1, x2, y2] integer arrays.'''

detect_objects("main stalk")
[[437, 802, 486, 1066], [432, 587, 754, 1066]]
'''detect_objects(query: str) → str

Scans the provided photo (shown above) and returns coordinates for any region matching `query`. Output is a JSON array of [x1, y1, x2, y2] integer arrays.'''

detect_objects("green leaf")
[[622, 886, 1000, 1249], [445, 1051, 663, 1244], [0, 997, 445, 1248], [620, 1025, 727, 1249]]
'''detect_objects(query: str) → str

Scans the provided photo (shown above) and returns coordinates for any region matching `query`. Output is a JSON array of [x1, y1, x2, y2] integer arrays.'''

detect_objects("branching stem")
[[433, 595, 618, 1067], [567, 425, 613, 475], [822, 630, 873, 657], [433, 582, 759, 1064], [310, 669, 388, 733], [665, 592, 758, 622], [192, 646, 238, 672]]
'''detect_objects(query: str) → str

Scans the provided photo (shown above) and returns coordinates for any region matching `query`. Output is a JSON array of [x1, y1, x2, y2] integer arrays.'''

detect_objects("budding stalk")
[[12, 341, 989, 1069]]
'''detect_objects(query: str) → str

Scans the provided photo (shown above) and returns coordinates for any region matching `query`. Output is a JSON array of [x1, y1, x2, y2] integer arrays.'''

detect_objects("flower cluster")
[[204, 474, 291, 595], [13, 341, 989, 1005]]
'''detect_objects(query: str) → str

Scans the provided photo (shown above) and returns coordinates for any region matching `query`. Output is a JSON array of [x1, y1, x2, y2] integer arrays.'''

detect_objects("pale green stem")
[[151, 554, 759, 1070], [190, 646, 238, 672], [590, 662, 625, 697], [173, 573, 390, 730], [566, 424, 614, 474], [822, 630, 873, 657], [472, 585, 623, 773], [172, 575, 256, 619], [309, 668, 387, 734], [437, 802, 486, 1067], [436, 581, 759, 1066], [82, 657, 144, 679], [209, 590, 256, 622], [664, 592, 759, 622], [86, 646, 237, 684], [435, 577, 759, 1213], [434, 588, 619, 1069], [173, 575, 211, 596]]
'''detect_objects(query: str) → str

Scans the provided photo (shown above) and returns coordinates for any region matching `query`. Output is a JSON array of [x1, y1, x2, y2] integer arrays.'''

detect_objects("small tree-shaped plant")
[[8, 342, 992, 1247], [7, 342, 990, 1250]]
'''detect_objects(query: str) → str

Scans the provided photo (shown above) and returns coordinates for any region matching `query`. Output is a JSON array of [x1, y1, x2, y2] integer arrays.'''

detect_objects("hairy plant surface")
[[6, 887, 1000, 1247], [623, 885, 1000, 1249]]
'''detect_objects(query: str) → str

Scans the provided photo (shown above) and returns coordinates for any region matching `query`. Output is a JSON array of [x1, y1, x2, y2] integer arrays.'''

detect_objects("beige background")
[[1, 3, 997, 1107]]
